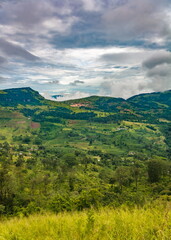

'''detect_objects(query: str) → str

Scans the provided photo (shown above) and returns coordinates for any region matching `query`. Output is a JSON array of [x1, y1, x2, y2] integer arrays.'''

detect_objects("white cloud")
[[42, 90, 90, 101], [2, 44, 171, 99], [99, 77, 152, 99], [0, 0, 170, 99], [142, 52, 171, 92], [42, 17, 78, 34], [56, 91, 91, 101], [80, 0, 104, 12]]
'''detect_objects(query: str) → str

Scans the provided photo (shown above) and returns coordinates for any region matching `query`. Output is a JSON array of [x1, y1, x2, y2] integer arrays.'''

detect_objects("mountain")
[[64, 95, 126, 112], [0, 87, 45, 106], [51, 94, 63, 99], [63, 90, 171, 123], [0, 87, 170, 123], [65, 90, 171, 111], [127, 90, 171, 110], [127, 90, 171, 122], [0, 87, 170, 112]]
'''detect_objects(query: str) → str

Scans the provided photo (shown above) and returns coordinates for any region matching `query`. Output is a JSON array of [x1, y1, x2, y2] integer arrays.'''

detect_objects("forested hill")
[[128, 90, 171, 110], [65, 90, 171, 112], [0, 87, 45, 106], [0, 87, 170, 124]]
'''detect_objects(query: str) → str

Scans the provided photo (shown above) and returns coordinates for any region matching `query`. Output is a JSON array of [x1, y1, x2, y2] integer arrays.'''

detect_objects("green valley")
[[0, 87, 171, 239]]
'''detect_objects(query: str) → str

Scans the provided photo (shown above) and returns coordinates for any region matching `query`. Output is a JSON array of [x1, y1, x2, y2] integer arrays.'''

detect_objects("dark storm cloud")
[[0, 39, 39, 61]]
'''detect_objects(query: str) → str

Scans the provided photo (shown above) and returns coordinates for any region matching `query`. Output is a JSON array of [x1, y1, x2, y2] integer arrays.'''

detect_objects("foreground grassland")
[[0, 204, 171, 240]]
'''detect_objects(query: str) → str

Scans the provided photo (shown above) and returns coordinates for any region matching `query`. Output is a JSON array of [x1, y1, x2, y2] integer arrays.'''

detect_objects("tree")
[[131, 166, 141, 191], [115, 166, 132, 191], [15, 154, 24, 167], [148, 160, 162, 183], [0, 167, 16, 213], [63, 153, 78, 167]]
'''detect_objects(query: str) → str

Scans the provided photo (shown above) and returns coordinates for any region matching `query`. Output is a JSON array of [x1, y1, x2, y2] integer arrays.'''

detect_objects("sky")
[[0, 0, 171, 100]]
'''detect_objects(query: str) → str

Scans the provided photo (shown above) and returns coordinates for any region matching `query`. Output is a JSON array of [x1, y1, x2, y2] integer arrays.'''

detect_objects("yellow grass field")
[[0, 203, 171, 240]]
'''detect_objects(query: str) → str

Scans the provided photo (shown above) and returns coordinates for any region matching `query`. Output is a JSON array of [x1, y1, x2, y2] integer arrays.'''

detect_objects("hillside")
[[128, 90, 171, 109], [0, 87, 45, 106], [0, 87, 170, 217], [0, 87, 170, 123], [63, 90, 171, 123], [0, 87, 170, 157]]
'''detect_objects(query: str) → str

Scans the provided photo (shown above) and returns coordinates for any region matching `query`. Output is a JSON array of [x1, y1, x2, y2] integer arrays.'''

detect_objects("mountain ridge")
[[1, 87, 171, 104], [0, 87, 170, 123]]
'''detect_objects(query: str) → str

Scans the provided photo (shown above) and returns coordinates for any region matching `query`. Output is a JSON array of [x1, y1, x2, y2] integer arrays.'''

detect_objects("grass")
[[0, 203, 171, 240]]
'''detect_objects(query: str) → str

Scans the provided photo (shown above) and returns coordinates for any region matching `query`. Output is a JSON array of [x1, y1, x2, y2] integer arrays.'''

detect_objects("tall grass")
[[0, 203, 171, 240]]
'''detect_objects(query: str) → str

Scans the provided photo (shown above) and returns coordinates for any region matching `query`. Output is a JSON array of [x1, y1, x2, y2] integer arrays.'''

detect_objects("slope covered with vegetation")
[[0, 87, 170, 218], [0, 87, 45, 106]]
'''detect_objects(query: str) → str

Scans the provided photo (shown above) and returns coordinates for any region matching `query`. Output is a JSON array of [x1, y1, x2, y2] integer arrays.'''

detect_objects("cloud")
[[0, 39, 39, 61], [142, 52, 171, 92], [146, 67, 171, 92], [142, 52, 171, 69], [99, 77, 151, 99], [102, 0, 171, 42], [1, 0, 56, 27], [99, 52, 146, 65], [98, 50, 171, 99], [0, 0, 78, 38], [0, 0, 170, 99], [48, 80, 60, 84], [0, 0, 171, 50], [70, 80, 85, 86], [98, 48, 171, 70], [0, 56, 6, 65], [80, 0, 104, 12], [147, 64, 171, 78], [41, 90, 90, 101], [0, 76, 7, 83], [1, 45, 169, 99], [56, 91, 90, 101]]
